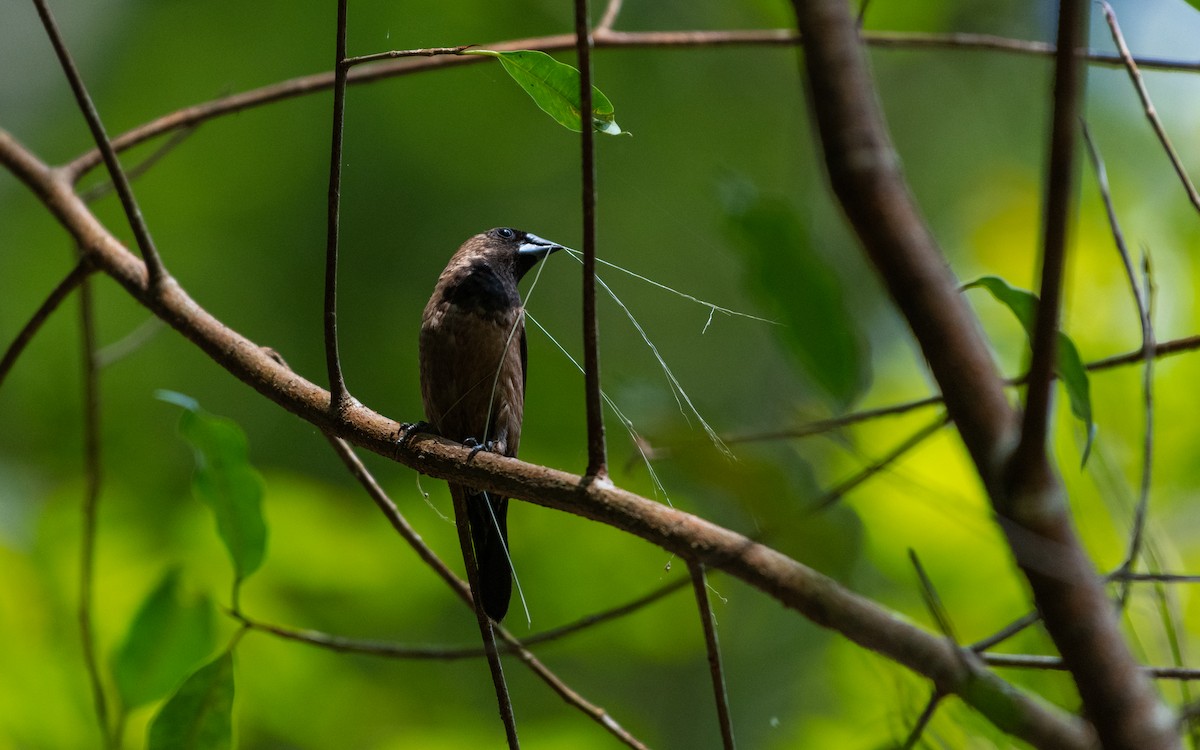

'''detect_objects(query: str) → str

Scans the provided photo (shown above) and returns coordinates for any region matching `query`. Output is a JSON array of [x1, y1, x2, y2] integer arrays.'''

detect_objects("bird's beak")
[[518, 233, 567, 258]]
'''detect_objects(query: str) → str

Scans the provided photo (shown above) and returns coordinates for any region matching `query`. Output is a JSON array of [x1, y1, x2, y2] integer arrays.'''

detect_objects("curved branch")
[[0, 127, 1092, 750], [62, 29, 1200, 180]]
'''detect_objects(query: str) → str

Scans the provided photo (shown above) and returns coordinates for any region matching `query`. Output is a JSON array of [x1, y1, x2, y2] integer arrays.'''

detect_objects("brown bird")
[[418, 227, 563, 621]]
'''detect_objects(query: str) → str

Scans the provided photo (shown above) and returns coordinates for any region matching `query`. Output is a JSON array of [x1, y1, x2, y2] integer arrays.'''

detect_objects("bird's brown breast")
[[419, 299, 525, 455]]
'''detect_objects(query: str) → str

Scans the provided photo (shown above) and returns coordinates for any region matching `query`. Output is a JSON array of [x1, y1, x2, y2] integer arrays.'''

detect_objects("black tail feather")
[[466, 491, 511, 622]]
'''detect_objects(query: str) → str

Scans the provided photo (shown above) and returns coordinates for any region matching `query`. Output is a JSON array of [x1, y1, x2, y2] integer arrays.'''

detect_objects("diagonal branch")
[[0, 259, 92, 389], [0, 127, 1095, 750], [689, 563, 736, 749], [786, 0, 1016, 492], [1100, 1, 1200, 214], [32, 0, 165, 287], [323, 435, 647, 749], [785, 0, 1176, 746]]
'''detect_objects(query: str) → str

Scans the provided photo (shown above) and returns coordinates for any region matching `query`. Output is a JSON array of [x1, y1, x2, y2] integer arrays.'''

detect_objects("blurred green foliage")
[[3, 0, 1200, 748]]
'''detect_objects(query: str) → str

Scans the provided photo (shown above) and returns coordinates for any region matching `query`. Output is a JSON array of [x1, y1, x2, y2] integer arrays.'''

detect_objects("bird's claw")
[[395, 421, 432, 454], [462, 437, 499, 462]]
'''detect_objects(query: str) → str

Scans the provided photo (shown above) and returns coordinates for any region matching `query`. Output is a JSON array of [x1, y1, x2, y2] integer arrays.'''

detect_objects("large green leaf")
[[725, 194, 870, 410], [962, 276, 1095, 464], [465, 49, 625, 135], [158, 391, 267, 590], [148, 651, 235, 750], [113, 568, 215, 711]]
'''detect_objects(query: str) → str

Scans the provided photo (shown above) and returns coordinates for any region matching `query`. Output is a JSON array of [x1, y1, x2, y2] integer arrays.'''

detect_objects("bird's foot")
[[395, 421, 433, 456], [462, 437, 500, 462]]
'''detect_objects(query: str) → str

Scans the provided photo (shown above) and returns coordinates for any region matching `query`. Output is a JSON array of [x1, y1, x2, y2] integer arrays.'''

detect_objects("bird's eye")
[[494, 227, 517, 240]]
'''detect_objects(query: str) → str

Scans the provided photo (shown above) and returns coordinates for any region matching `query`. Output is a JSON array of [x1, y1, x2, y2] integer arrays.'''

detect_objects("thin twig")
[[597, 0, 624, 32], [324, 436, 646, 748], [323, 0, 351, 414], [811, 414, 948, 512], [78, 124, 199, 204], [970, 566, 1200, 656], [450, 492, 520, 748], [1100, 1, 1200, 214], [984, 653, 1200, 681], [1010, 0, 1088, 487], [236, 616, 482, 658], [62, 28, 1200, 181], [238, 577, 687, 659], [723, 333, 1200, 446], [969, 611, 1042, 653], [1112, 572, 1200, 584], [909, 550, 958, 646], [32, 0, 165, 287], [342, 44, 471, 68], [856, 0, 872, 28], [575, 0, 608, 479], [723, 396, 944, 445], [0, 260, 92, 389], [689, 563, 736, 749], [519, 577, 688, 646], [900, 690, 942, 750], [1149, 580, 1194, 718], [1083, 123, 1157, 603], [77, 269, 112, 748], [95, 317, 166, 368]]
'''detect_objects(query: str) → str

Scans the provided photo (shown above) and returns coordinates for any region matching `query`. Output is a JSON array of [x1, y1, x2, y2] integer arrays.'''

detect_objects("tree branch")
[[1100, 1, 1200, 214], [78, 266, 112, 749], [0, 259, 92, 389], [32, 0, 165, 287], [0, 127, 1094, 750], [62, 29, 1200, 181], [323, 0, 351, 414], [1011, 0, 1086, 483], [689, 563, 736, 749], [785, 0, 1175, 746], [575, 0, 608, 479], [1082, 123, 1157, 601]]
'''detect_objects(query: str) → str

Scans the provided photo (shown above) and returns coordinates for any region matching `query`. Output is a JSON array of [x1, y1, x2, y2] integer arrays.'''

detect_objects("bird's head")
[[431, 228, 566, 316], [457, 227, 565, 282]]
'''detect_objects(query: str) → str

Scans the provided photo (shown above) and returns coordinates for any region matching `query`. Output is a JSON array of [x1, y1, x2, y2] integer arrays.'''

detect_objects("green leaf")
[[962, 276, 1095, 464], [465, 49, 625, 135], [148, 651, 234, 750], [158, 391, 268, 589], [724, 191, 870, 410], [113, 568, 215, 711]]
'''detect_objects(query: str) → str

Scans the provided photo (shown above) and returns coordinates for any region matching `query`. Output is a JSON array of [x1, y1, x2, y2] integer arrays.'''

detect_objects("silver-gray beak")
[[518, 233, 568, 257]]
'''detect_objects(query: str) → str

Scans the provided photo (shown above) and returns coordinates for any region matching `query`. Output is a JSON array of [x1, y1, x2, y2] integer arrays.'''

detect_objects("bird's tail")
[[457, 486, 512, 622]]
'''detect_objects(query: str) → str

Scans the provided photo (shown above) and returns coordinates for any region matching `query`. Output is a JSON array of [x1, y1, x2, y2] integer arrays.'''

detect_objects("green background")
[[3, 0, 1200, 747]]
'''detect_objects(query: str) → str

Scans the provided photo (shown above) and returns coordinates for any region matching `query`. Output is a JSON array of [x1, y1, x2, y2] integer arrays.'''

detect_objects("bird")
[[417, 227, 563, 622]]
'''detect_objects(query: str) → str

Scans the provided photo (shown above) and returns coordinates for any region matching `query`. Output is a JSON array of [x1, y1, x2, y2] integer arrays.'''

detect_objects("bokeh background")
[[3, 0, 1200, 747]]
